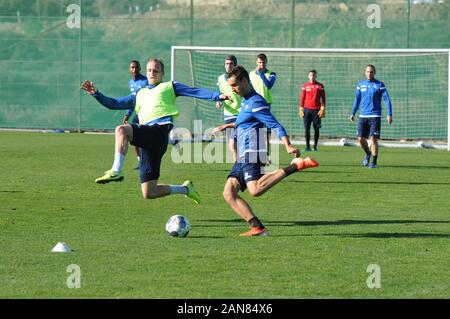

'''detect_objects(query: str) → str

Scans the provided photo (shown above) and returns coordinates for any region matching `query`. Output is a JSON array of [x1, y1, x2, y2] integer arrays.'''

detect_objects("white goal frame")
[[171, 46, 450, 151]]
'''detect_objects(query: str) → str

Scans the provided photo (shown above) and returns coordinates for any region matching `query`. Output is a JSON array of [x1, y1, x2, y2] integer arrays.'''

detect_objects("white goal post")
[[171, 46, 450, 151]]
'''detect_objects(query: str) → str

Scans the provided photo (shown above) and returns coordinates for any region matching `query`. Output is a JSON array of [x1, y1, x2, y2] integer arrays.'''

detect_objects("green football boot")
[[95, 170, 124, 184], [183, 180, 201, 204]]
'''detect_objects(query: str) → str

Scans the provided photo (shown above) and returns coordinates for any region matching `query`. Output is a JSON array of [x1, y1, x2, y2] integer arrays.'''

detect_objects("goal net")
[[171, 46, 449, 150]]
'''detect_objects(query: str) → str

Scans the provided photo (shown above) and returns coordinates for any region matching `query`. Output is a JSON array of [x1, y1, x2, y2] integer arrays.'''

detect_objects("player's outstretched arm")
[[251, 106, 299, 156], [210, 122, 235, 136], [173, 81, 230, 102], [80, 80, 135, 111]]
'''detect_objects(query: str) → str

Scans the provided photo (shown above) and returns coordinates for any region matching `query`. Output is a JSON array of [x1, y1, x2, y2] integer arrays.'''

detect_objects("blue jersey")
[[235, 90, 287, 163], [125, 74, 148, 116], [92, 81, 222, 126], [351, 79, 392, 117]]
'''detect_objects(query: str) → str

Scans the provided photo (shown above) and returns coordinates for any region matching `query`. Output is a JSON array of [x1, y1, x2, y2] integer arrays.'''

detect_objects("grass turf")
[[0, 131, 449, 298]]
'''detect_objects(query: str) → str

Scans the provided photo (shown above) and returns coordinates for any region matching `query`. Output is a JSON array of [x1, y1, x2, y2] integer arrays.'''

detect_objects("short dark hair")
[[229, 65, 250, 82], [147, 58, 165, 73], [366, 64, 376, 73], [257, 53, 267, 61], [130, 60, 140, 67], [225, 55, 237, 66], [308, 69, 317, 74]]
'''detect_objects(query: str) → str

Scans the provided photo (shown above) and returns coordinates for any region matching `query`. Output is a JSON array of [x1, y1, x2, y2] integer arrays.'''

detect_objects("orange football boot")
[[239, 227, 269, 237], [291, 157, 319, 171]]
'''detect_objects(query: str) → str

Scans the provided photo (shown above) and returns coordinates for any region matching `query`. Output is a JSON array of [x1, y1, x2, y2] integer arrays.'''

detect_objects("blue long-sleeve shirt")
[[351, 79, 393, 117], [91, 81, 222, 126], [235, 90, 287, 163], [255, 69, 277, 89]]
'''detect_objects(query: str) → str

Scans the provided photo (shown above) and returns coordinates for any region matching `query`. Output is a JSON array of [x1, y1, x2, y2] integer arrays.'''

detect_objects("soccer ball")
[[165, 215, 190, 237]]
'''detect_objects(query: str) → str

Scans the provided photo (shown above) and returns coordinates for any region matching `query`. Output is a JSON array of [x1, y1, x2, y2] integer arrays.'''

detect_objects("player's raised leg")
[[246, 157, 319, 197]]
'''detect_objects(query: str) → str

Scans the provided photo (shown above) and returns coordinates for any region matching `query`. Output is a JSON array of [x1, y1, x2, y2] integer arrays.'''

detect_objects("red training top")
[[300, 81, 326, 110]]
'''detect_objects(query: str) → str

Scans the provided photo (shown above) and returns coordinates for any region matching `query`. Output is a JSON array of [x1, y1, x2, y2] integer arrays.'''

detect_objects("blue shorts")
[[130, 123, 172, 183], [227, 162, 265, 192], [358, 117, 381, 139]]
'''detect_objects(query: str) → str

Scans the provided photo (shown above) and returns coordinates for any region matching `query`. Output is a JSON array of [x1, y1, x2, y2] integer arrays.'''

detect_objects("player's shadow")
[[198, 219, 450, 238], [285, 180, 450, 186], [292, 170, 357, 174], [269, 232, 450, 239], [321, 164, 450, 170], [382, 164, 450, 170], [339, 232, 450, 238], [188, 235, 227, 239], [264, 219, 450, 227], [198, 219, 450, 227], [265, 219, 450, 238], [195, 219, 243, 228]]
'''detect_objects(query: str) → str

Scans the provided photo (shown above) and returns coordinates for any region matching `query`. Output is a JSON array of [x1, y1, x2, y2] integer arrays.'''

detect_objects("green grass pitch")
[[1, 131, 449, 298]]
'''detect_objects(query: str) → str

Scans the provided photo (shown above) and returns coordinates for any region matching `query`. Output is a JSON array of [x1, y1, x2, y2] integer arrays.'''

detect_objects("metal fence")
[[0, 0, 448, 131]]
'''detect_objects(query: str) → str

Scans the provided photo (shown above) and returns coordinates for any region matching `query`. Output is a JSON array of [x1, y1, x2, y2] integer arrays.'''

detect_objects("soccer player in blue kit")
[[350, 64, 393, 168], [212, 66, 319, 236]]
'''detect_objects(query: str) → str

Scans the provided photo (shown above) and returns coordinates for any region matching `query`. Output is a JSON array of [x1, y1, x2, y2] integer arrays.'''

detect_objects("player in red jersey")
[[299, 70, 326, 151]]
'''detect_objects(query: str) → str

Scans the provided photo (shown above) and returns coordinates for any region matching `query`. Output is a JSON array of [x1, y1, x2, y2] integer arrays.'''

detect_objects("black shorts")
[[358, 117, 381, 139], [303, 108, 321, 129], [130, 123, 172, 183], [227, 162, 265, 192]]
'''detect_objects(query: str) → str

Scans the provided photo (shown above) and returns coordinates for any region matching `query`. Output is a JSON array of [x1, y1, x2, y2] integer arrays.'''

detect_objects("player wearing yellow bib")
[[81, 58, 228, 204], [249, 53, 277, 105], [249, 53, 277, 159], [215, 55, 241, 161]]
